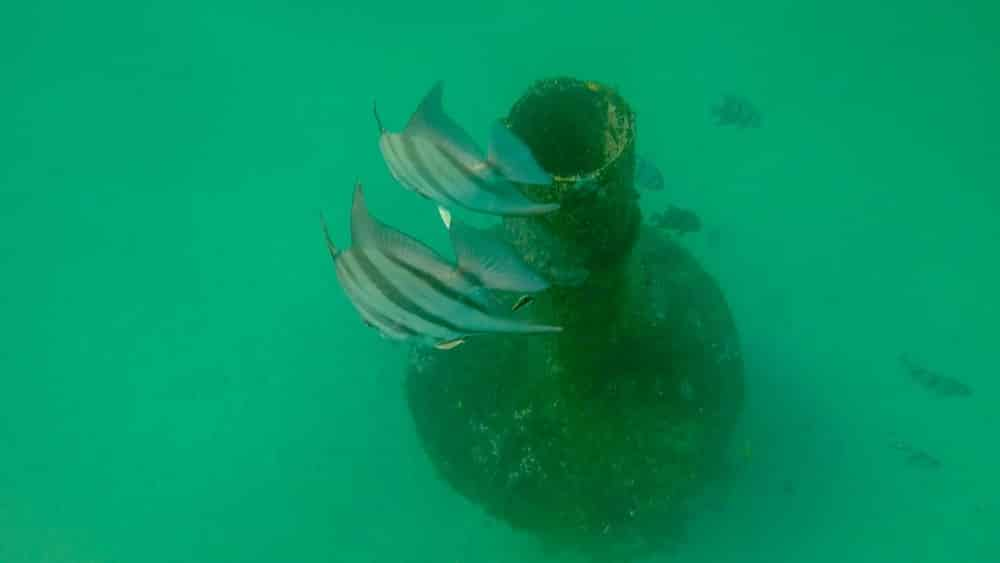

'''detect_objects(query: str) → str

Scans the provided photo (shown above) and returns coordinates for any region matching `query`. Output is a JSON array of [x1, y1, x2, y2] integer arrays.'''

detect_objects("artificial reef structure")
[[405, 77, 744, 559]]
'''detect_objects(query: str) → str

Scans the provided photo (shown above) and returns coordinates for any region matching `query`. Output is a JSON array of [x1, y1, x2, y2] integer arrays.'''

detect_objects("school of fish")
[[323, 80, 669, 350], [322, 81, 569, 350]]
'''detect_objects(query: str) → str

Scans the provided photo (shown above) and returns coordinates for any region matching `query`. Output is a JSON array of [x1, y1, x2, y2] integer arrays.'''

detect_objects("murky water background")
[[2, 2, 997, 561]]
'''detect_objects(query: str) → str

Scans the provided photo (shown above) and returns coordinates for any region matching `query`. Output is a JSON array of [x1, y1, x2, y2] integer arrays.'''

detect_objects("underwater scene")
[[2, 1, 998, 562]]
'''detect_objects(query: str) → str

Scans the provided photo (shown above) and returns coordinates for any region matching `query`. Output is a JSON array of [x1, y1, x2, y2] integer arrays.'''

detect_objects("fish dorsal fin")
[[403, 81, 485, 161], [449, 218, 550, 293], [350, 182, 457, 280], [320, 211, 340, 261], [349, 182, 379, 244], [486, 120, 552, 185]]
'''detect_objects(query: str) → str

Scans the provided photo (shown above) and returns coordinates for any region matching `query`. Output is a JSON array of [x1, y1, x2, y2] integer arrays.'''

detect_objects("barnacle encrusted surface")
[[405, 78, 744, 558]]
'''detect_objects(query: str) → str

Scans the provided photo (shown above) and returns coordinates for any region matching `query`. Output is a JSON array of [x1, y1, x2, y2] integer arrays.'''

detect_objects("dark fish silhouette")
[[635, 155, 664, 191], [651, 205, 701, 236], [511, 295, 535, 312], [890, 441, 941, 469], [900, 355, 972, 397], [711, 94, 761, 128]]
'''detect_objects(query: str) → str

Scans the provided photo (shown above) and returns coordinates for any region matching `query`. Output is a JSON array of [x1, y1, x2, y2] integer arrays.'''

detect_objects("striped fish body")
[[329, 183, 562, 347], [379, 131, 557, 216], [376, 81, 558, 217], [334, 248, 464, 344], [335, 249, 558, 345]]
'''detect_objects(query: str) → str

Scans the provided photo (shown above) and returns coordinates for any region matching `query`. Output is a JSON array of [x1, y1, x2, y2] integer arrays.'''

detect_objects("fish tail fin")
[[320, 211, 340, 261], [487, 120, 552, 186]]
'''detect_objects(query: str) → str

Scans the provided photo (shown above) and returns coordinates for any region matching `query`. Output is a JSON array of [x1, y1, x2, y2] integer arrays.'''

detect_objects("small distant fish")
[[511, 295, 535, 312], [711, 95, 761, 128], [321, 182, 562, 350], [651, 205, 702, 236], [435, 338, 466, 350], [900, 355, 972, 397], [890, 441, 941, 469], [635, 156, 664, 191], [375, 81, 557, 217]]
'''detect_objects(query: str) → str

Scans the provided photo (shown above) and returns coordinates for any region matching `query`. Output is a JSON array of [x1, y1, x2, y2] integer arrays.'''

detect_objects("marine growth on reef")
[[319, 76, 746, 561]]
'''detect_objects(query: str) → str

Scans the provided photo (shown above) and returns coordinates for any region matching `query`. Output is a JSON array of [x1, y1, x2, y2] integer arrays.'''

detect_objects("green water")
[[2, 1, 997, 561]]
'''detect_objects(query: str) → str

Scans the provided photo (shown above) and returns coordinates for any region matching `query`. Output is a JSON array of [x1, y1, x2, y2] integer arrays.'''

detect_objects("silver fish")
[[322, 182, 562, 348], [374, 81, 558, 216], [435, 207, 550, 294], [711, 94, 761, 128]]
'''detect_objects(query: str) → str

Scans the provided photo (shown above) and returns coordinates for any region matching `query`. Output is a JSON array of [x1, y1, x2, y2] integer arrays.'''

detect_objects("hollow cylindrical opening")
[[504, 78, 639, 270], [506, 77, 633, 179]]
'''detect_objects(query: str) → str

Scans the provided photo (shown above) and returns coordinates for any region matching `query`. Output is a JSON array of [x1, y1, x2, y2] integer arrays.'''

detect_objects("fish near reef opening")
[[405, 77, 745, 561], [505, 77, 640, 270], [502, 78, 640, 381], [506, 78, 631, 177]]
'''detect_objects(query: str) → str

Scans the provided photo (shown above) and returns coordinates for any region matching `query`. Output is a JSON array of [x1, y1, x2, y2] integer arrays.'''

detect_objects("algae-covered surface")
[[507, 77, 641, 271], [405, 78, 743, 559], [406, 224, 744, 556]]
